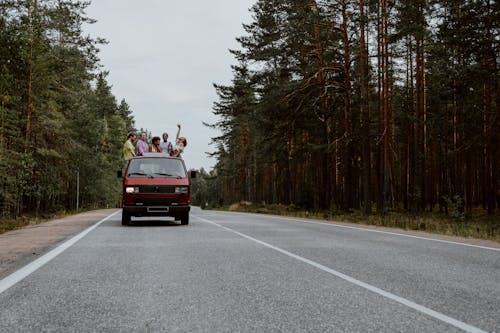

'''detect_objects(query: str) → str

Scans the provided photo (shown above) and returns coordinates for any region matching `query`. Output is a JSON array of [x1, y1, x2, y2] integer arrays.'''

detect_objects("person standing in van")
[[160, 132, 173, 155], [149, 136, 162, 152], [136, 131, 149, 156], [122, 132, 136, 169], [171, 124, 187, 158]]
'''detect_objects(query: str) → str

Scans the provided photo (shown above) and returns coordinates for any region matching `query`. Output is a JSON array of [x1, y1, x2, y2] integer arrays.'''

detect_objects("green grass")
[[216, 203, 500, 242]]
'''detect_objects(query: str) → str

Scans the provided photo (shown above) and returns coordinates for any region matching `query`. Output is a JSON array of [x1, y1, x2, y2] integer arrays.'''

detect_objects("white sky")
[[83, 1, 255, 171]]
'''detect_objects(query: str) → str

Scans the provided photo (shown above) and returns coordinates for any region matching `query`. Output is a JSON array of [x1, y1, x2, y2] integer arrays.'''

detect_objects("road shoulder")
[[215, 209, 500, 249], [279, 214, 500, 249], [0, 209, 119, 279]]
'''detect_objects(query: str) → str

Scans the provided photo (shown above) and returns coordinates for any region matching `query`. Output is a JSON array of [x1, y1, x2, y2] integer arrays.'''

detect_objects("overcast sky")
[[84, 1, 255, 171]]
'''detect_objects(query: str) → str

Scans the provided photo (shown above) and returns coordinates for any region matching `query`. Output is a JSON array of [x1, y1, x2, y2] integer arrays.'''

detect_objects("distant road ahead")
[[0, 208, 498, 332]]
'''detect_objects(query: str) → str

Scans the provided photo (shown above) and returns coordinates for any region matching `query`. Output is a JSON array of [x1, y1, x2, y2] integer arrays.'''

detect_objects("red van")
[[119, 154, 195, 226]]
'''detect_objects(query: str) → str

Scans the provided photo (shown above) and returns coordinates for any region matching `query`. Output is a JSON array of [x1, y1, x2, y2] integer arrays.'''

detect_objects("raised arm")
[[176, 124, 181, 141]]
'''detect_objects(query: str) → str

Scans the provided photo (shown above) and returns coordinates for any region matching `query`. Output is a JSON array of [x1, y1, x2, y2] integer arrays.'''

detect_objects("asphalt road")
[[0, 208, 498, 332]]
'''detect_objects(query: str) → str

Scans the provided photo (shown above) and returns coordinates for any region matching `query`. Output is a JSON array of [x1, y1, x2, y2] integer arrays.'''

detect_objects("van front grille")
[[139, 186, 175, 194]]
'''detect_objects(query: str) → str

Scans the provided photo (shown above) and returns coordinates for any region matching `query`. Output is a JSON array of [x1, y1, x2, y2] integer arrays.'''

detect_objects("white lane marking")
[[0, 210, 121, 295], [194, 215, 488, 333], [214, 211, 500, 252]]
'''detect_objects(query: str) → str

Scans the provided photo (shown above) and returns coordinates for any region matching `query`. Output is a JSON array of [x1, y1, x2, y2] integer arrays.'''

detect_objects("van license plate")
[[147, 207, 169, 213]]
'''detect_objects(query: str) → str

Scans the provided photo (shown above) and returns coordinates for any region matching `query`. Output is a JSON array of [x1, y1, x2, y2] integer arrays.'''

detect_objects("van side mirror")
[[117, 170, 123, 178], [190, 170, 197, 178]]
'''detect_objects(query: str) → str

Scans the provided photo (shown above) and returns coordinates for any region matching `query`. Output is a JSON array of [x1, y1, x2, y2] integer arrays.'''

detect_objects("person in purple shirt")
[[136, 131, 149, 156]]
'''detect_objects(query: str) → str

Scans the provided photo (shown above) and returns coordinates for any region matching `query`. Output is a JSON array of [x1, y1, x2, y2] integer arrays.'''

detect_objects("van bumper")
[[123, 205, 190, 217]]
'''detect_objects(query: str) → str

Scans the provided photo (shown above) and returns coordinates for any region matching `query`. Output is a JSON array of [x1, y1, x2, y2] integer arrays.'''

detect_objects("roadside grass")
[[216, 203, 500, 242], [0, 210, 75, 235]]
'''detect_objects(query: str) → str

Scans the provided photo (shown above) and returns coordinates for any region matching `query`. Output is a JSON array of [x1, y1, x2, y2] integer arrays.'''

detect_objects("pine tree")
[[0, 0, 135, 217]]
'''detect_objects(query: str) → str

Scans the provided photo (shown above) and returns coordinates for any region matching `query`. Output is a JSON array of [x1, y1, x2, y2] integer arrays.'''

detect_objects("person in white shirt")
[[160, 132, 173, 155]]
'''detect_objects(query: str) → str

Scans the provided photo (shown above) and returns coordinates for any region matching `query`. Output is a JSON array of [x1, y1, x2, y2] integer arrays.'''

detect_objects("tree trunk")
[[25, 0, 38, 153], [341, 0, 353, 211], [414, 0, 425, 213], [359, 0, 371, 215], [381, 0, 391, 213], [376, 0, 383, 214]]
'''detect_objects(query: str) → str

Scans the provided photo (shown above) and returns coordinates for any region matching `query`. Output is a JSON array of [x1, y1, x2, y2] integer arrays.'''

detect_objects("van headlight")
[[126, 187, 139, 193], [175, 187, 188, 194]]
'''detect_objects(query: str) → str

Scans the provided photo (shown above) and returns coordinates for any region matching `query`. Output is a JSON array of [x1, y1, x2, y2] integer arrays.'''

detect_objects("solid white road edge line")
[[194, 215, 487, 333], [0, 210, 121, 295], [219, 211, 500, 252]]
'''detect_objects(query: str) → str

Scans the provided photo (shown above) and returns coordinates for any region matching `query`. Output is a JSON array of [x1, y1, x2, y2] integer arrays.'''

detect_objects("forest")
[[1, 0, 499, 224], [201, 0, 500, 218], [0, 1, 134, 219]]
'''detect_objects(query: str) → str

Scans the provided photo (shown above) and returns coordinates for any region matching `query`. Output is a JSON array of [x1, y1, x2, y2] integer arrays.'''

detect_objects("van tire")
[[122, 211, 131, 226], [180, 213, 189, 225]]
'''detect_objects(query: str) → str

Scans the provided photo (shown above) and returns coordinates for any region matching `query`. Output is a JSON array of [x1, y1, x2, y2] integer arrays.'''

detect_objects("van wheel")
[[180, 213, 189, 225], [122, 211, 131, 226]]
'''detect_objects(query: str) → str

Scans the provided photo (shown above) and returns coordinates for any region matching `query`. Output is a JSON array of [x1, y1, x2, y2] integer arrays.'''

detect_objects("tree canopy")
[[0, 0, 135, 218], [202, 0, 499, 217]]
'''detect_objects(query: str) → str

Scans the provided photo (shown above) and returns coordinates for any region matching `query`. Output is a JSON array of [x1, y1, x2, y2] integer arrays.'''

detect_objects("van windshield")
[[127, 158, 186, 178]]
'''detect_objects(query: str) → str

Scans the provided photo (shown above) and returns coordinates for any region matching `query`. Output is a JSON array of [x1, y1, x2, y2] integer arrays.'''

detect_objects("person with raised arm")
[[171, 124, 187, 158]]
